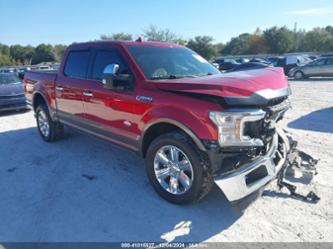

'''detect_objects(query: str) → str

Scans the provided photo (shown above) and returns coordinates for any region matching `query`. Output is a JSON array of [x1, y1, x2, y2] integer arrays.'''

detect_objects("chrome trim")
[[214, 128, 290, 202], [83, 91, 94, 97]]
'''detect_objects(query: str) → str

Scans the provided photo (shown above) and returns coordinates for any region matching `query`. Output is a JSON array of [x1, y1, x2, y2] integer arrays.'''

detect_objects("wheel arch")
[[32, 91, 56, 120], [139, 119, 206, 158]]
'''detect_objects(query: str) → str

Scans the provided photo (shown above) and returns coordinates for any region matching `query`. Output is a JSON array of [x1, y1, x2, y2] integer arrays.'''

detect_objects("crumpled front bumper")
[[214, 128, 290, 202]]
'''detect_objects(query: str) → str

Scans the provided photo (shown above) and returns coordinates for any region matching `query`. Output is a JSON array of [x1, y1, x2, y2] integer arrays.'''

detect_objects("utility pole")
[[294, 22, 298, 52]]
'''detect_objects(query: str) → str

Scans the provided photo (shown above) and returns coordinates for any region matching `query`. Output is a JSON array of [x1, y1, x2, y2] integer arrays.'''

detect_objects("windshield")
[[0, 74, 22, 85], [127, 45, 220, 80]]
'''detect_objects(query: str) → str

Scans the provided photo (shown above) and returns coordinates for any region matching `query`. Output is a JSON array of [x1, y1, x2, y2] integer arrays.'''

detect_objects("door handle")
[[56, 86, 64, 91], [83, 91, 94, 97]]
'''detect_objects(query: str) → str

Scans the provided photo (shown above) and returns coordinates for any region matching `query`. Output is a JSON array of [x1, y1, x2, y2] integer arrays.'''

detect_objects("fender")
[[139, 106, 219, 155], [32, 91, 57, 121]]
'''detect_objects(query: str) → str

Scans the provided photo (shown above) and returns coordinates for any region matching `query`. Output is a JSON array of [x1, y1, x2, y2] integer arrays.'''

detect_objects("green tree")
[[100, 33, 133, 41], [263, 26, 294, 54], [222, 33, 251, 55], [0, 54, 14, 67], [142, 25, 180, 43], [212, 43, 225, 57], [0, 44, 10, 56], [186, 36, 217, 59], [9, 45, 34, 65], [299, 28, 333, 52], [32, 44, 55, 64], [247, 28, 268, 54]]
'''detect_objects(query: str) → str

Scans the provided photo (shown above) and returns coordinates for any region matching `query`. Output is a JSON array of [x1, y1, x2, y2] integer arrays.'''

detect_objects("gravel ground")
[[0, 79, 332, 242]]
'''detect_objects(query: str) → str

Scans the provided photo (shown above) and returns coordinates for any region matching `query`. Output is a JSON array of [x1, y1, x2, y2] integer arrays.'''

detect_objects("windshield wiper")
[[150, 74, 199, 80]]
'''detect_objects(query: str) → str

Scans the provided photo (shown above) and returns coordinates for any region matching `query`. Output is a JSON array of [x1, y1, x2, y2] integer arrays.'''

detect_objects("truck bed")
[[24, 70, 58, 109]]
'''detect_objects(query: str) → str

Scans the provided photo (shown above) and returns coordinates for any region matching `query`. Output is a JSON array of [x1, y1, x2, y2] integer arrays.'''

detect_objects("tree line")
[[1, 25, 333, 67]]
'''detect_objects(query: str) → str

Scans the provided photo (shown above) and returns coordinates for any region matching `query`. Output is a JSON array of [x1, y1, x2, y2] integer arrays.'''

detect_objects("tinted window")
[[326, 58, 333, 65], [64, 50, 90, 78], [311, 59, 326, 66], [91, 50, 128, 80]]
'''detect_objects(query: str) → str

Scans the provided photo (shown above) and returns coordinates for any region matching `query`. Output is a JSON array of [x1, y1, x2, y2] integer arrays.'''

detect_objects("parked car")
[[212, 58, 240, 71], [234, 58, 250, 64], [15, 66, 31, 79], [227, 62, 269, 72], [0, 67, 15, 73], [288, 57, 333, 79], [24, 41, 292, 205], [270, 55, 307, 75], [0, 73, 27, 112], [249, 58, 270, 65]]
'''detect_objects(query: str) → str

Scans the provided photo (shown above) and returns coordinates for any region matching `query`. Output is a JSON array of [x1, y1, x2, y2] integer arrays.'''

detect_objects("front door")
[[81, 48, 140, 149]]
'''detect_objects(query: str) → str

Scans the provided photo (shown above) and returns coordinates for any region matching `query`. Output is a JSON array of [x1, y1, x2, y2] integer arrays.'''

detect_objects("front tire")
[[146, 132, 213, 204], [36, 104, 64, 142], [294, 71, 305, 79]]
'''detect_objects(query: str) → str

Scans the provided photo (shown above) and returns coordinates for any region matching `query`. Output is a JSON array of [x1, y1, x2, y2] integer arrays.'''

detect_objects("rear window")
[[64, 50, 90, 78]]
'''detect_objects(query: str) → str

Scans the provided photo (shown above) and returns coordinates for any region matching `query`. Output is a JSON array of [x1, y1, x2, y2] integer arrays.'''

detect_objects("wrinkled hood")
[[152, 67, 290, 106], [0, 83, 24, 96]]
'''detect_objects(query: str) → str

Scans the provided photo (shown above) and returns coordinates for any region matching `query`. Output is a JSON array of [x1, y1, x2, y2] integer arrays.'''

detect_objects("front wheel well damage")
[[141, 122, 201, 158]]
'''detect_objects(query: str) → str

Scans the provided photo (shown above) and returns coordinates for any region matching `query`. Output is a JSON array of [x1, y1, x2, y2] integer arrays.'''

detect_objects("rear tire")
[[36, 104, 64, 142], [146, 132, 213, 204]]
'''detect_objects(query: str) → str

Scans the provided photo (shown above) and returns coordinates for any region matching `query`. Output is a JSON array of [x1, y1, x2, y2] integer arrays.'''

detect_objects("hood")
[[0, 83, 24, 97], [152, 67, 290, 106]]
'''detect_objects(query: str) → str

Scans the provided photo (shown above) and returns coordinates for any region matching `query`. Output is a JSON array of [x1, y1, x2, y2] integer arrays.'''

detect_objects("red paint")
[[24, 41, 289, 151]]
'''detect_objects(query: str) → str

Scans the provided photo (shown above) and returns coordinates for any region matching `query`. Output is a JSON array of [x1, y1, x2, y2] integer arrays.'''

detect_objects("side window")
[[312, 59, 326, 66], [91, 50, 129, 80], [326, 58, 333, 65], [64, 50, 90, 78]]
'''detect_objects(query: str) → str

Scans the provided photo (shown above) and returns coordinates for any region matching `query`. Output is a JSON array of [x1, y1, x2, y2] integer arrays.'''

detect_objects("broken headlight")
[[209, 109, 266, 147]]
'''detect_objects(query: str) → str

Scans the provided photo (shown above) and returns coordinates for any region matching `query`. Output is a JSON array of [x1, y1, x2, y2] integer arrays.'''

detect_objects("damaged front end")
[[208, 98, 319, 204]]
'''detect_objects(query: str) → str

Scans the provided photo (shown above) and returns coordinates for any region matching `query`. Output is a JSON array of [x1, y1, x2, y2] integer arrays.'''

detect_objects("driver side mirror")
[[102, 64, 133, 90]]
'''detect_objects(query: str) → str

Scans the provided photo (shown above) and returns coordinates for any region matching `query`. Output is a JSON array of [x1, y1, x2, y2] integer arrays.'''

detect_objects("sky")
[[0, 0, 333, 46]]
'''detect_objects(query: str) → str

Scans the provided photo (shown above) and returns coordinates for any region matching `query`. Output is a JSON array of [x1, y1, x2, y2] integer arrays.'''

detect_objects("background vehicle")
[[227, 62, 269, 72], [24, 41, 291, 205], [289, 57, 333, 79], [249, 58, 270, 65], [0, 73, 27, 112], [212, 58, 240, 71]]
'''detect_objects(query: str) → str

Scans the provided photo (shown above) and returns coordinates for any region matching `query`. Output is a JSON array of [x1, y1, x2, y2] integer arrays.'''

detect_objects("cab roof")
[[68, 40, 183, 50]]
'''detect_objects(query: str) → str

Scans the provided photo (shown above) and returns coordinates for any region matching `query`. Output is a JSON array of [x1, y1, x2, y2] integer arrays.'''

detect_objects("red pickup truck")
[[24, 40, 291, 204]]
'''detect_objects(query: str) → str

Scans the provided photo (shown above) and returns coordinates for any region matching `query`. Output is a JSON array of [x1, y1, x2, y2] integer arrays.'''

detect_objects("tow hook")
[[276, 133, 320, 203]]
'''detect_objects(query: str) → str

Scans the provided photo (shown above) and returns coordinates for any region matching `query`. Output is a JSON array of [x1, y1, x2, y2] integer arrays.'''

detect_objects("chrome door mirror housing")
[[102, 64, 133, 91], [102, 64, 119, 87]]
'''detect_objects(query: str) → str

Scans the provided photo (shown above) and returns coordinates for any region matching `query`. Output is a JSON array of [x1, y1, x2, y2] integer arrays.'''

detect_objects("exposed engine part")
[[277, 131, 320, 203]]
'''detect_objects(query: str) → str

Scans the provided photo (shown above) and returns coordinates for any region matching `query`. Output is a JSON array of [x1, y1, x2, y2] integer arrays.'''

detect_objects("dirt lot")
[[0, 79, 332, 242]]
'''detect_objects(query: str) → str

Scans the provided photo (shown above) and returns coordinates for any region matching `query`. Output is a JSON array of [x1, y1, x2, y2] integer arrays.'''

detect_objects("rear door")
[[55, 49, 91, 124], [323, 58, 333, 76], [303, 58, 327, 76]]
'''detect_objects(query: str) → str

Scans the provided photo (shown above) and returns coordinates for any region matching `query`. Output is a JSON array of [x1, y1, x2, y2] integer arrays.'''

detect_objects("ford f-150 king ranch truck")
[[24, 40, 292, 205]]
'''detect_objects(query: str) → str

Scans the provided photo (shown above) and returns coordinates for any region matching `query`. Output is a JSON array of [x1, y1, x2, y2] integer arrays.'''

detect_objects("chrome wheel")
[[37, 110, 50, 138], [153, 145, 194, 195]]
